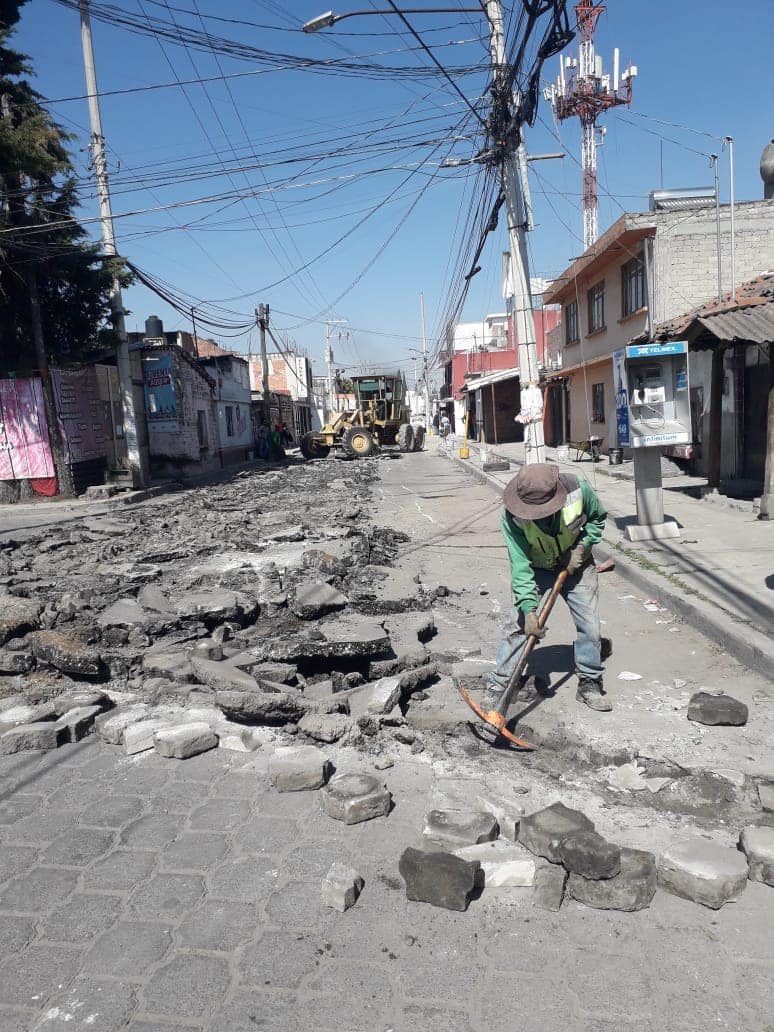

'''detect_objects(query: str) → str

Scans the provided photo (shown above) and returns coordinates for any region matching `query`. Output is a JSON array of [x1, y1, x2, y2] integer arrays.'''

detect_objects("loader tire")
[[411, 426, 425, 451], [300, 433, 330, 460], [342, 427, 376, 457], [397, 423, 414, 452]]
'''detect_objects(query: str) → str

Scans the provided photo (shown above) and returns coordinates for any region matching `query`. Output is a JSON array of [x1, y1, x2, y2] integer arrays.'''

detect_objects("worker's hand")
[[524, 610, 545, 640], [564, 542, 591, 576]]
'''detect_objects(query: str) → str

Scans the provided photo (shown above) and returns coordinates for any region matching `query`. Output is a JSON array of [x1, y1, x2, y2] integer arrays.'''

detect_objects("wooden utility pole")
[[78, 0, 148, 488]]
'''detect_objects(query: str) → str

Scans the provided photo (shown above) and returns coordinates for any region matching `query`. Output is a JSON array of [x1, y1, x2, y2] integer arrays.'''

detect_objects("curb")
[[447, 450, 774, 681]]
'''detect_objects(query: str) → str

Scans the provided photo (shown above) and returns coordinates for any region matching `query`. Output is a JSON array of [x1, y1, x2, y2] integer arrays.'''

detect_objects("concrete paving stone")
[[757, 781, 774, 811], [519, 802, 595, 863], [0, 845, 39, 884], [738, 826, 774, 886], [399, 1005, 474, 1032], [167, 747, 229, 781], [46, 779, 108, 812], [474, 789, 526, 842], [319, 771, 391, 825], [189, 796, 249, 829], [175, 898, 249, 951], [0, 866, 79, 913], [0, 722, 67, 755], [40, 893, 125, 945], [0, 942, 83, 1007], [268, 744, 331, 792], [236, 815, 314, 856], [263, 879, 326, 928], [119, 814, 184, 850], [558, 831, 622, 881], [0, 915, 36, 959], [292, 579, 348, 619], [399, 847, 481, 911], [83, 922, 172, 977], [78, 795, 145, 828], [239, 929, 325, 988], [95, 706, 150, 745], [533, 862, 568, 911], [123, 719, 175, 756], [0, 794, 42, 825], [30, 976, 137, 1032], [141, 953, 231, 1020], [421, 809, 498, 851], [81, 850, 157, 892], [153, 722, 218, 760], [125, 1023, 201, 1031], [159, 831, 230, 871], [127, 871, 205, 918], [41, 827, 115, 867], [297, 711, 351, 743], [215, 687, 308, 726], [568, 847, 657, 912], [321, 861, 364, 912], [454, 841, 537, 887], [206, 856, 280, 901], [0, 1008, 35, 1032], [687, 691, 748, 726], [302, 962, 396, 1025], [146, 778, 210, 815], [216, 989, 301, 1032], [658, 837, 749, 909]]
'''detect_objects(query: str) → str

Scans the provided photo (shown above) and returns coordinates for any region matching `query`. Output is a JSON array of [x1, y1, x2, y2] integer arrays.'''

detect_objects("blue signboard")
[[626, 341, 687, 359], [142, 353, 179, 432], [612, 348, 630, 447]]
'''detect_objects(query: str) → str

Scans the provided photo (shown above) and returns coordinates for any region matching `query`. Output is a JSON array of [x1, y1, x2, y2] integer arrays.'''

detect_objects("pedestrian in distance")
[[483, 462, 612, 712]]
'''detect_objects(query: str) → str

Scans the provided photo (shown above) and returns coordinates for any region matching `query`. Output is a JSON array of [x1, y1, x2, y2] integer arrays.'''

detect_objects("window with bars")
[[564, 300, 579, 345], [621, 254, 646, 317], [591, 382, 605, 423], [587, 281, 605, 333]]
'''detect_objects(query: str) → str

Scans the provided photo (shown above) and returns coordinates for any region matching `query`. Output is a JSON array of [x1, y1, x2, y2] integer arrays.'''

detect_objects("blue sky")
[[15, 1, 774, 379]]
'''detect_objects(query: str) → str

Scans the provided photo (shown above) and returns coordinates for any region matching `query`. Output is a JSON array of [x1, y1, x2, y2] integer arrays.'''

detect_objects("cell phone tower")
[[544, 1, 637, 249]]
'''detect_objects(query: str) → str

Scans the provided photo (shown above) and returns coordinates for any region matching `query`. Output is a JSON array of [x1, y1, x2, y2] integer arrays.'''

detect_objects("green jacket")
[[501, 473, 607, 613]]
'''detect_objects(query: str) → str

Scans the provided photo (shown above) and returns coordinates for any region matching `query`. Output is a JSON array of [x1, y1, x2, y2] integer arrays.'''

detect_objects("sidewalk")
[[438, 435, 774, 678]]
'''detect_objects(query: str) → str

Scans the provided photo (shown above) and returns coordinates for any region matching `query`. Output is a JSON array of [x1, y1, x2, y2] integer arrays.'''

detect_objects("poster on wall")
[[0, 377, 56, 480], [142, 353, 179, 432], [51, 367, 108, 463], [612, 348, 630, 448]]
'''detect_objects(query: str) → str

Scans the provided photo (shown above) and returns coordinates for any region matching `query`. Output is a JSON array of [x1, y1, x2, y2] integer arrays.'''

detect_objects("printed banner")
[[142, 352, 178, 432], [0, 377, 55, 480], [612, 348, 630, 448], [51, 367, 108, 463]]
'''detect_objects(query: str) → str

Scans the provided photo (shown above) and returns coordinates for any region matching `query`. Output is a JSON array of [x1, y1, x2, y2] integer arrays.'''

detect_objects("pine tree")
[[0, 0, 130, 370]]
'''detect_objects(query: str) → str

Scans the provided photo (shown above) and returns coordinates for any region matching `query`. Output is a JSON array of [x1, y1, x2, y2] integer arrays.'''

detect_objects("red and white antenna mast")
[[545, 2, 637, 249]]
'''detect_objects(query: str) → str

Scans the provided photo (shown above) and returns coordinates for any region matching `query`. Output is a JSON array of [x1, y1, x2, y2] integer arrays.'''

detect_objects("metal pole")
[[325, 321, 334, 419], [726, 136, 736, 298], [711, 154, 722, 301], [484, 0, 544, 463], [78, 0, 147, 487], [420, 292, 431, 427], [257, 304, 271, 417]]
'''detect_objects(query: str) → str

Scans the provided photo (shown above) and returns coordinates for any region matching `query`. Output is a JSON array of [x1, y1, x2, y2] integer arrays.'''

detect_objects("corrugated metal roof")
[[653, 271, 774, 345], [696, 306, 774, 345], [462, 366, 519, 392]]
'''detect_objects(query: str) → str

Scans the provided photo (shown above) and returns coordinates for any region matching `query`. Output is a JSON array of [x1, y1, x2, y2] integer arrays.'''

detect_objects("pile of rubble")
[[0, 460, 460, 760]]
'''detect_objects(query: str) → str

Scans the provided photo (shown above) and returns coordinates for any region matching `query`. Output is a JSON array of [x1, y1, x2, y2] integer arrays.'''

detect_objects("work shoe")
[[576, 676, 612, 712], [481, 686, 503, 713]]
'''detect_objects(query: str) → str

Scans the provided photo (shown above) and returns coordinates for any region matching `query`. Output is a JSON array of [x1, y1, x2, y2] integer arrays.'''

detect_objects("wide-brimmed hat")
[[503, 464, 566, 520]]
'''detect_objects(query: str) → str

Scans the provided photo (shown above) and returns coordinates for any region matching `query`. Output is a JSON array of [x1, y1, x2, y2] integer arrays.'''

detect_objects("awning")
[[461, 366, 520, 393]]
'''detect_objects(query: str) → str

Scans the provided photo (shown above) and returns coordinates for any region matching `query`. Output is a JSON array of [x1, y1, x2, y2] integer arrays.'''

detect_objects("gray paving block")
[[176, 899, 253, 951], [658, 837, 749, 909], [0, 723, 67, 755], [0, 942, 82, 1007], [159, 832, 230, 872], [41, 827, 115, 867], [207, 857, 280, 901], [0, 915, 36, 960], [153, 722, 218, 759], [119, 814, 183, 850], [84, 922, 172, 977], [268, 745, 331, 792], [557, 830, 622, 880], [739, 825, 774, 885], [421, 809, 498, 851], [29, 976, 137, 1031], [141, 953, 231, 1019], [239, 930, 326, 989], [518, 801, 595, 862], [127, 873, 204, 918], [321, 862, 364, 912], [54, 704, 103, 744], [0, 845, 39, 885], [78, 795, 144, 828], [399, 847, 482, 911], [216, 990, 301, 1032], [568, 847, 657, 912], [190, 798, 251, 830], [0, 867, 79, 914], [533, 862, 567, 911], [41, 893, 125, 945], [81, 850, 157, 892]]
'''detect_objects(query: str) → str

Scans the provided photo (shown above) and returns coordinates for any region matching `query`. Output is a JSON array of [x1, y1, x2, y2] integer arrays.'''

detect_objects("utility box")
[[613, 341, 690, 449]]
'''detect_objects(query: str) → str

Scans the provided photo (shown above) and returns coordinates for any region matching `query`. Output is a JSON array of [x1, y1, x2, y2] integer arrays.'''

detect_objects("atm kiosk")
[[612, 341, 691, 541]]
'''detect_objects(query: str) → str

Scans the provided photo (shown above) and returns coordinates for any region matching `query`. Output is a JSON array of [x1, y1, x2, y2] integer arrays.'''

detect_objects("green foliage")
[[0, 0, 131, 369]]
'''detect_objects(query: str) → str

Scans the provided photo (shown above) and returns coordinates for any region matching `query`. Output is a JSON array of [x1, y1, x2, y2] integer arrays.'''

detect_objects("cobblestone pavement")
[[1, 452, 773, 1031], [1, 740, 773, 1032]]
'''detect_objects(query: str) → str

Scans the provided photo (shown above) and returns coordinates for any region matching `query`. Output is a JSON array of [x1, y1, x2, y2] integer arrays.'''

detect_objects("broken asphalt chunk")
[[687, 692, 748, 726], [518, 802, 595, 863], [292, 580, 348, 620], [0, 595, 42, 644], [568, 848, 657, 912], [215, 689, 307, 725], [658, 837, 748, 909], [31, 630, 103, 678]]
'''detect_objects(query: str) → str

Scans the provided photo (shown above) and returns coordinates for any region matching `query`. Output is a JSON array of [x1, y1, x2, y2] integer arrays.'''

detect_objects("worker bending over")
[[483, 463, 611, 713]]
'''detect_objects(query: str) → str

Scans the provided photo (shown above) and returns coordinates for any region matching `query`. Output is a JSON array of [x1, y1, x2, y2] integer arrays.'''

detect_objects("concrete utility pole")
[[484, 0, 545, 463], [325, 321, 334, 419], [419, 292, 431, 427], [78, 0, 148, 488], [256, 304, 271, 415]]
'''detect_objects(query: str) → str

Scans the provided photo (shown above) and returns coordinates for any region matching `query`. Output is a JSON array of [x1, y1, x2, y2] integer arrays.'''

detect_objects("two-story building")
[[542, 197, 774, 480], [197, 339, 254, 465]]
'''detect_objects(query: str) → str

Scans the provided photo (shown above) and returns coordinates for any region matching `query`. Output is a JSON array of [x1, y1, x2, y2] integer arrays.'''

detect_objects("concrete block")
[[268, 744, 330, 792], [658, 837, 748, 909], [421, 809, 498, 851], [758, 782, 774, 812], [738, 826, 774, 887], [320, 772, 391, 825], [124, 718, 173, 755], [321, 862, 364, 912], [399, 847, 481, 911], [153, 722, 219, 759], [687, 692, 748, 726], [55, 704, 103, 743], [533, 863, 567, 911], [519, 802, 594, 863], [558, 831, 621, 881], [96, 704, 150, 745], [474, 789, 526, 842], [624, 521, 680, 542], [0, 721, 66, 754], [298, 711, 351, 743], [568, 847, 657, 913], [454, 841, 536, 888]]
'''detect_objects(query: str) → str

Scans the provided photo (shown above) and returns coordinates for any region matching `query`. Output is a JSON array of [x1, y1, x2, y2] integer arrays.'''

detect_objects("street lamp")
[[303, 7, 481, 32]]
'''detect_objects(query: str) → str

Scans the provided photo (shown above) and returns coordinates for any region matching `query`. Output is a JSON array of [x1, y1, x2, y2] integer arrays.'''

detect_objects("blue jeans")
[[487, 563, 603, 691]]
